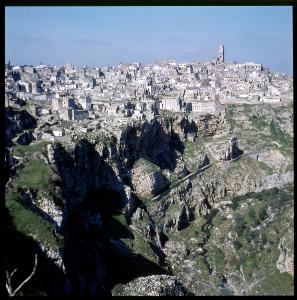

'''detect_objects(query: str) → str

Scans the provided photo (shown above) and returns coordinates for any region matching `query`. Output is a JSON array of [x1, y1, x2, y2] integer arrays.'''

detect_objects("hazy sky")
[[5, 6, 293, 74]]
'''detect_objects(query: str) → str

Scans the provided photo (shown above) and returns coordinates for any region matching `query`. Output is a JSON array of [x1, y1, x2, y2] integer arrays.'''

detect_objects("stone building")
[[160, 97, 183, 112], [78, 95, 92, 110], [60, 108, 89, 121], [52, 97, 75, 111], [71, 109, 89, 121], [190, 101, 217, 113]]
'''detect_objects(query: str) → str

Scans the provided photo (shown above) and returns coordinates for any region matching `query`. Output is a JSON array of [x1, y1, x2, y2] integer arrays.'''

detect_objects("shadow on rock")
[[51, 139, 168, 296], [119, 118, 185, 172], [4, 206, 65, 296]]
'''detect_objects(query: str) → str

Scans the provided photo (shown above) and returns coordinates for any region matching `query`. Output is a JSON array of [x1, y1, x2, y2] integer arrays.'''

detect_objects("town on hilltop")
[[5, 44, 293, 142]]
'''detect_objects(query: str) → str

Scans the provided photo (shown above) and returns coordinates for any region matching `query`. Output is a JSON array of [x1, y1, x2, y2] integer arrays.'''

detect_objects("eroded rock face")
[[198, 154, 210, 169], [46, 143, 56, 164], [206, 136, 243, 161], [118, 112, 229, 172], [163, 202, 191, 231], [131, 158, 169, 198], [224, 137, 243, 160], [34, 194, 64, 228], [276, 231, 294, 277], [5, 108, 37, 146], [112, 275, 189, 296], [147, 178, 208, 233], [261, 171, 294, 190]]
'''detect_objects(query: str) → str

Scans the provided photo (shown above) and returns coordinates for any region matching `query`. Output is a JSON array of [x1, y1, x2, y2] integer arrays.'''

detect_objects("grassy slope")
[[6, 199, 62, 250], [6, 159, 62, 250]]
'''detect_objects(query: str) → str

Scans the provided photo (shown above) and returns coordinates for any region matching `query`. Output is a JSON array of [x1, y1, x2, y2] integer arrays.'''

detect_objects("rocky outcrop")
[[112, 275, 189, 296], [172, 111, 229, 141], [174, 159, 190, 179], [38, 242, 65, 271], [131, 158, 169, 198], [34, 193, 64, 228], [147, 178, 209, 232], [117, 112, 229, 173], [5, 107, 37, 146], [198, 154, 210, 169], [223, 137, 243, 160], [276, 231, 294, 277], [261, 171, 294, 190], [163, 202, 191, 231], [205, 136, 243, 161]]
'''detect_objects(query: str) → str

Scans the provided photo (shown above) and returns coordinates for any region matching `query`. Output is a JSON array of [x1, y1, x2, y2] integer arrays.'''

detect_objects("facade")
[[190, 101, 217, 113], [52, 97, 75, 111], [60, 108, 73, 121], [160, 97, 182, 112], [79, 95, 92, 110], [72, 109, 89, 121]]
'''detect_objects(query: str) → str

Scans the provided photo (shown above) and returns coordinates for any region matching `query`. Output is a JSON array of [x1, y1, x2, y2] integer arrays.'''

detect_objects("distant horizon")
[[5, 6, 293, 75]]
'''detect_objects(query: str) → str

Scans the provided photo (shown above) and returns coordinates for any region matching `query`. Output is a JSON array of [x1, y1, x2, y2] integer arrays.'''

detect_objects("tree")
[[6, 254, 38, 297]]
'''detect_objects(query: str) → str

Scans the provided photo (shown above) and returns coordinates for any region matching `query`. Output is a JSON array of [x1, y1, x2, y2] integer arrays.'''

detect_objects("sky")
[[5, 6, 293, 74]]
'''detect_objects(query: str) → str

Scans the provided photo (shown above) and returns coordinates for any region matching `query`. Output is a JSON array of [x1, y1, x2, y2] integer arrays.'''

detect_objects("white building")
[[160, 97, 182, 112], [78, 95, 92, 110], [190, 101, 217, 113], [52, 129, 64, 137]]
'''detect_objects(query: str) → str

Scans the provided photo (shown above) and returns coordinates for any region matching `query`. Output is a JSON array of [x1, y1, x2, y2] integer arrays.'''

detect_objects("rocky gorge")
[[5, 103, 294, 296]]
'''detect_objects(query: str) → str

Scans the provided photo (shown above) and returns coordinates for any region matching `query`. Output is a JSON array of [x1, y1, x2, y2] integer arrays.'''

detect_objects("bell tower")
[[218, 43, 224, 62]]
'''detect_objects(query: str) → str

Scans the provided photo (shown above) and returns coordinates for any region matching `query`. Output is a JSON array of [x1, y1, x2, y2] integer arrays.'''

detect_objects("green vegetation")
[[205, 244, 226, 274], [195, 256, 210, 281], [242, 104, 253, 114], [226, 184, 294, 294], [166, 217, 206, 246], [13, 141, 50, 157], [285, 164, 294, 172], [112, 213, 128, 227], [211, 213, 226, 227], [132, 235, 158, 263], [254, 272, 294, 296], [257, 160, 273, 175], [228, 185, 291, 211], [222, 156, 264, 180], [269, 120, 293, 148], [250, 116, 268, 129], [225, 104, 235, 131], [6, 199, 62, 250], [107, 214, 135, 250], [182, 140, 209, 172], [15, 160, 50, 190]]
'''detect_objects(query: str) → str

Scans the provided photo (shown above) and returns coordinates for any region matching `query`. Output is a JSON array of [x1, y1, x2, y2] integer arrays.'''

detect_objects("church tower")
[[218, 43, 224, 62]]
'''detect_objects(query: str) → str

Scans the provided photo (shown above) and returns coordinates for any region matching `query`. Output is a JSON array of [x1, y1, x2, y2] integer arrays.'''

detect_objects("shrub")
[[259, 207, 267, 221], [234, 239, 243, 250], [248, 207, 256, 219]]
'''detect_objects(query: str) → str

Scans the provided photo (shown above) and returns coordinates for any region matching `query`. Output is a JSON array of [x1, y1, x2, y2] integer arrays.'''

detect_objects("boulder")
[[131, 158, 169, 198]]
